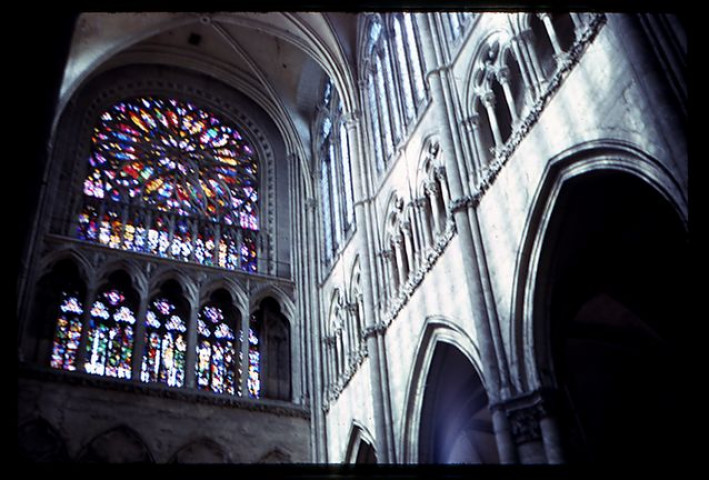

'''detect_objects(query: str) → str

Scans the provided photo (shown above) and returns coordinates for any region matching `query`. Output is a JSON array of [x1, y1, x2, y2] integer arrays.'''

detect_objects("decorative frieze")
[[382, 221, 456, 327], [321, 342, 369, 412]]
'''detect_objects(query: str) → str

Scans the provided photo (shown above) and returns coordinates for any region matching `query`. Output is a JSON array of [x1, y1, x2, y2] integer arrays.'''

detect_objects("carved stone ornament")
[[507, 403, 547, 445], [450, 196, 473, 213], [472, 14, 606, 210], [428, 140, 441, 158]]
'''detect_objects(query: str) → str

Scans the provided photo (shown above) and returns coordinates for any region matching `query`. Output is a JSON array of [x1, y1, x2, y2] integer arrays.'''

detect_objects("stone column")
[[421, 14, 514, 462], [130, 287, 150, 381], [76, 281, 99, 373], [482, 91, 504, 147], [239, 306, 251, 397], [382, 249, 398, 303], [426, 182, 442, 236], [406, 207, 421, 270], [183, 290, 201, 389], [466, 115, 486, 179], [507, 404, 548, 463], [415, 198, 433, 253], [491, 408, 519, 464], [304, 196, 328, 460], [392, 235, 408, 288], [498, 68, 519, 123], [510, 36, 538, 100], [336, 327, 344, 379], [568, 12, 584, 38], [521, 29, 547, 89], [435, 168, 451, 220], [344, 111, 396, 462], [325, 336, 333, 394], [345, 302, 357, 367], [540, 415, 565, 464], [401, 222, 416, 279]]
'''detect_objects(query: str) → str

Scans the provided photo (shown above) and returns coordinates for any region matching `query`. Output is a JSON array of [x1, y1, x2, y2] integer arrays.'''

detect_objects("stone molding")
[[19, 363, 310, 419]]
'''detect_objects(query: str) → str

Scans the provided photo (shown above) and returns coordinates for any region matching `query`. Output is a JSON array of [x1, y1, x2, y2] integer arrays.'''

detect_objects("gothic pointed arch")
[[27, 256, 88, 368], [18, 418, 70, 463], [400, 317, 492, 463], [78, 425, 154, 463], [84, 269, 141, 379], [510, 140, 688, 392], [169, 438, 230, 463], [141, 279, 190, 387], [510, 141, 689, 462], [45, 64, 287, 278], [251, 296, 291, 401], [344, 421, 378, 464], [196, 288, 241, 395]]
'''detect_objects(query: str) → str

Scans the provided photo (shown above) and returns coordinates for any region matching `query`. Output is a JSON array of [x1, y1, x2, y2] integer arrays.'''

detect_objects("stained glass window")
[[403, 14, 426, 104], [363, 14, 426, 174], [141, 297, 187, 387], [196, 304, 237, 395], [50, 292, 84, 371], [76, 96, 260, 272], [374, 56, 394, 158], [393, 18, 416, 121], [339, 122, 354, 227], [246, 326, 261, 398], [367, 76, 385, 172], [84, 288, 136, 379], [317, 80, 356, 265], [320, 159, 333, 260]]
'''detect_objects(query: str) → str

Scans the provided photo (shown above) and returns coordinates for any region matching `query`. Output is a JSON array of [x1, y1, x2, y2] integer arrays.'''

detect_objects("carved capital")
[[428, 140, 441, 158], [342, 110, 361, 128], [433, 166, 446, 180], [465, 114, 481, 131], [424, 181, 439, 196], [507, 403, 545, 445], [482, 91, 496, 109], [494, 389, 559, 446], [304, 198, 318, 210]]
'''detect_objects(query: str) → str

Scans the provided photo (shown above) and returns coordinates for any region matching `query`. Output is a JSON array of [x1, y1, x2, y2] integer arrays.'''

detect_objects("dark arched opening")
[[536, 170, 689, 463], [28, 258, 86, 367], [418, 342, 499, 463], [355, 439, 377, 464], [252, 297, 291, 401], [18, 418, 69, 462], [491, 80, 512, 144], [78, 425, 154, 463]]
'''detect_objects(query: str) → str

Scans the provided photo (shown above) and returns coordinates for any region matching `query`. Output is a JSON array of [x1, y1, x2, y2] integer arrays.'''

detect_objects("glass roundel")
[[77, 96, 260, 272]]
